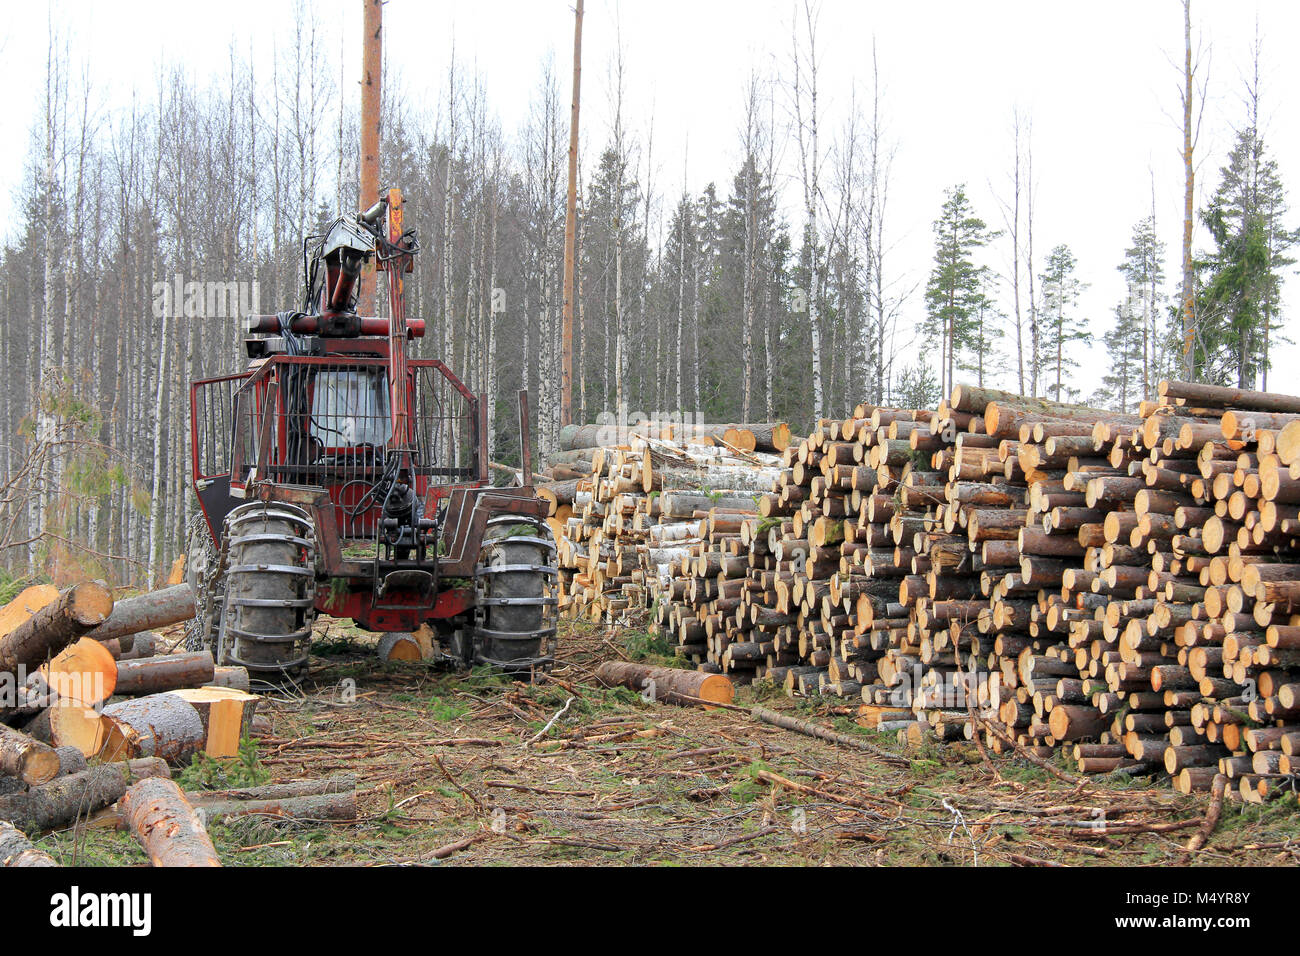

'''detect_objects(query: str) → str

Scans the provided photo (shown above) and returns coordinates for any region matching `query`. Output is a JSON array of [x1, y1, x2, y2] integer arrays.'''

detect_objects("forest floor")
[[32, 617, 1300, 867]]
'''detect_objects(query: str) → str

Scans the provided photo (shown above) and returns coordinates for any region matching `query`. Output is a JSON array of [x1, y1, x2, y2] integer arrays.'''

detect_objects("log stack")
[[541, 425, 790, 625], [640, 383, 1300, 803]]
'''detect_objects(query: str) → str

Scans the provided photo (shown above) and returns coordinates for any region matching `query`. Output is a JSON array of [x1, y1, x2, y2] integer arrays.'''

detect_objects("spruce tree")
[[924, 184, 999, 397], [1095, 299, 1144, 412], [1195, 125, 1297, 387]]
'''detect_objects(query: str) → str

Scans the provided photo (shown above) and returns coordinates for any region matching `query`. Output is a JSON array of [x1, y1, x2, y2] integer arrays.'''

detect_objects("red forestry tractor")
[[185, 188, 557, 678]]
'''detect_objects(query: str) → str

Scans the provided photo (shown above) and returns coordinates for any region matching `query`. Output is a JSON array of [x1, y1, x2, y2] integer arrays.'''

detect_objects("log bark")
[[0, 820, 58, 866], [119, 777, 222, 867], [659, 492, 758, 518], [376, 632, 423, 661], [113, 651, 215, 696], [0, 758, 169, 831], [559, 424, 616, 450], [191, 790, 356, 824], [84, 584, 195, 643], [99, 693, 208, 764], [749, 707, 910, 764], [165, 688, 260, 757], [536, 479, 580, 516], [595, 661, 733, 707], [1160, 380, 1300, 413], [186, 775, 356, 804], [209, 666, 251, 691]]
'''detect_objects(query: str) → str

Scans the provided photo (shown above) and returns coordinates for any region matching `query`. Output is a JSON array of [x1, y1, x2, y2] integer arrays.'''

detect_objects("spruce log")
[[659, 492, 758, 518], [165, 688, 260, 758], [53, 746, 87, 777], [750, 707, 910, 765], [187, 775, 356, 804], [559, 424, 618, 450], [113, 651, 215, 696], [0, 582, 114, 676], [1277, 420, 1300, 466], [191, 790, 357, 824], [40, 637, 118, 707], [376, 632, 423, 662], [0, 585, 59, 638], [99, 693, 208, 764], [84, 584, 195, 643], [1159, 379, 1300, 413], [594, 661, 733, 707], [0, 758, 169, 831], [0, 723, 60, 785], [209, 666, 251, 691], [536, 480, 580, 516], [119, 777, 221, 867], [543, 446, 600, 467]]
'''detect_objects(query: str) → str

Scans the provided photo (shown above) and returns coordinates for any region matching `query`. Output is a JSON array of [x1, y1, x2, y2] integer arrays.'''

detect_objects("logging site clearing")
[[11, 615, 1300, 868], [5, 3, 1300, 885]]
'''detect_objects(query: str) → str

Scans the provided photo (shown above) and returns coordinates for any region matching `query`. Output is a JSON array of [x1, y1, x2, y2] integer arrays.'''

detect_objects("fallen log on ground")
[[52, 746, 87, 777], [186, 775, 356, 804], [595, 661, 733, 707], [191, 790, 357, 824], [0, 757, 169, 832], [209, 666, 251, 691], [119, 777, 221, 867], [39, 636, 117, 707], [750, 707, 909, 765], [0, 820, 58, 866], [85, 583, 194, 643], [165, 687, 260, 758], [376, 631, 423, 662]]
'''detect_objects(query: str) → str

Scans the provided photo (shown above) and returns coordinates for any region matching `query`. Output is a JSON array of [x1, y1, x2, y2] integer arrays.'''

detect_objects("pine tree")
[[956, 272, 1004, 388], [1036, 244, 1089, 401], [894, 360, 941, 410], [1117, 216, 1167, 401]]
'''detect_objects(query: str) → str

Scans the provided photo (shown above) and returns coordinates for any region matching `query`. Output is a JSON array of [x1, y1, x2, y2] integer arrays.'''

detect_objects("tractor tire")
[[218, 501, 317, 676], [472, 516, 558, 676], [184, 514, 223, 654]]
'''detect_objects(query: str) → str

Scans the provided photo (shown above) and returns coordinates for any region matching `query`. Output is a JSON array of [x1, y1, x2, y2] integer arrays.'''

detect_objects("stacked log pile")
[[642, 382, 1300, 802], [538, 422, 792, 624]]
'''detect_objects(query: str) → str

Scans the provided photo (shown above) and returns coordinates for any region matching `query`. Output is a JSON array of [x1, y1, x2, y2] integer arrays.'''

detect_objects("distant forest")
[[0, 2, 1292, 585]]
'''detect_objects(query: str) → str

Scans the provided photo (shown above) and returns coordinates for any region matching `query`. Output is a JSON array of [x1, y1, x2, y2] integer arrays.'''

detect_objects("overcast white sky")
[[2, 0, 1297, 397]]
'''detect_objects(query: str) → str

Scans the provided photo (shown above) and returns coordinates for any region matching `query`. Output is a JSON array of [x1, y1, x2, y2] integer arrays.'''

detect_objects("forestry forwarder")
[[185, 188, 557, 680]]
